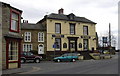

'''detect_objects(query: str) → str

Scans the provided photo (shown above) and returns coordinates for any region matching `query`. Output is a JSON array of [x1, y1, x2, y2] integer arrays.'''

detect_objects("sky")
[[0, 0, 119, 49]]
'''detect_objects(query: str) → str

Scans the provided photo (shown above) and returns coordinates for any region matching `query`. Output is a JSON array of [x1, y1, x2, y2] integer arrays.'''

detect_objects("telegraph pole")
[[109, 23, 111, 54], [109, 23, 111, 47]]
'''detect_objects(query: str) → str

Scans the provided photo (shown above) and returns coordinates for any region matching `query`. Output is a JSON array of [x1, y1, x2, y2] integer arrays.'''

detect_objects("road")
[[19, 52, 118, 74]]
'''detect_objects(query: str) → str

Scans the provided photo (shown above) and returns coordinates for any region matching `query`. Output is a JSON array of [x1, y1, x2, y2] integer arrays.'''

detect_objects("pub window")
[[79, 43, 82, 48], [55, 23, 61, 34], [83, 26, 88, 35], [55, 38, 61, 50], [63, 43, 67, 48], [70, 23, 75, 35]]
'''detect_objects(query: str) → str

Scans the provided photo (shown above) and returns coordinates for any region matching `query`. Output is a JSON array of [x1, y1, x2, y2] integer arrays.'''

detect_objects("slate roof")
[[46, 13, 96, 24], [21, 23, 46, 30], [1, 2, 22, 13]]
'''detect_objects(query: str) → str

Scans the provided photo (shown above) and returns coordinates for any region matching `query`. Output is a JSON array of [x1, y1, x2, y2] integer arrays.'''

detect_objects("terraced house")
[[36, 8, 97, 59], [0, 2, 22, 69], [21, 21, 46, 58]]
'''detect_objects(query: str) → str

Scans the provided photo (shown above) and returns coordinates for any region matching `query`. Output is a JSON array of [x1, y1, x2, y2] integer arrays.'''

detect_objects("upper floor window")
[[38, 32, 44, 42], [24, 32, 31, 42], [83, 26, 88, 35], [10, 9, 20, 33], [70, 23, 75, 35], [55, 23, 61, 34]]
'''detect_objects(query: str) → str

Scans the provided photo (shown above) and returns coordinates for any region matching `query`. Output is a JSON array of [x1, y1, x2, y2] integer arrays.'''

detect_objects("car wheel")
[[57, 59, 61, 62], [72, 59, 76, 62], [35, 58, 40, 63], [21, 59, 25, 63]]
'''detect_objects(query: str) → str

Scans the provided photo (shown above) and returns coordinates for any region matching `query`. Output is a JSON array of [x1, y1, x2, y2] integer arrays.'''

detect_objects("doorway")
[[68, 37, 78, 52], [38, 44, 44, 54]]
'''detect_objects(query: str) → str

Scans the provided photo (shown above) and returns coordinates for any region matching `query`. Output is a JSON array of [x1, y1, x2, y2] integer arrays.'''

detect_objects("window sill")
[[24, 41, 31, 42], [38, 41, 44, 42], [9, 61, 18, 63]]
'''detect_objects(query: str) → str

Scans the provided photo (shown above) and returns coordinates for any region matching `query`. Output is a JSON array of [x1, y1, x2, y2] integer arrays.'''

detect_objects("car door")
[[26, 52, 35, 60], [61, 54, 68, 61], [67, 53, 73, 61]]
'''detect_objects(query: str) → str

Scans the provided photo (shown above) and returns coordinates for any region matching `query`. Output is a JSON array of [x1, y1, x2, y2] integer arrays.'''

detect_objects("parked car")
[[21, 52, 42, 63], [103, 50, 110, 54], [53, 53, 80, 62], [98, 50, 104, 54]]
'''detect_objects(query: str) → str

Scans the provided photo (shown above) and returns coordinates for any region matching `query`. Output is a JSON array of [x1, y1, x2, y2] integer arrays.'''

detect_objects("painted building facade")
[[0, 2, 22, 69], [37, 8, 97, 58]]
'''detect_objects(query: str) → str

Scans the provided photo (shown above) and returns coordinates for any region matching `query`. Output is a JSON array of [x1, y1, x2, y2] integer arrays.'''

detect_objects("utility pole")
[[109, 23, 112, 55], [109, 23, 111, 47]]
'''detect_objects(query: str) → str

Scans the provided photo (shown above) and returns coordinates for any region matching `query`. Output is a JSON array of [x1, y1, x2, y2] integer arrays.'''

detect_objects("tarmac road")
[[2, 52, 119, 75], [19, 52, 118, 74]]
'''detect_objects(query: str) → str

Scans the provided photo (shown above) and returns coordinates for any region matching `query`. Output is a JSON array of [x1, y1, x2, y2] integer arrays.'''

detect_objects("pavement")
[[2, 52, 119, 75], [2, 65, 33, 75]]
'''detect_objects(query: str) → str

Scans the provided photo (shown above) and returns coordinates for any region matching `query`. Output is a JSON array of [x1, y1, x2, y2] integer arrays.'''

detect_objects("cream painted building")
[[37, 8, 97, 58]]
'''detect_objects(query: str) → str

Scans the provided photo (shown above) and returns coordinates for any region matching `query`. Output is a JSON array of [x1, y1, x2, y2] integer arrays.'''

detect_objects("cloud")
[[0, 0, 118, 34]]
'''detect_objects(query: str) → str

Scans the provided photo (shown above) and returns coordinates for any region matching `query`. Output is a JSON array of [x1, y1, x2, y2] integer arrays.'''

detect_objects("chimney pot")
[[23, 20, 28, 23]]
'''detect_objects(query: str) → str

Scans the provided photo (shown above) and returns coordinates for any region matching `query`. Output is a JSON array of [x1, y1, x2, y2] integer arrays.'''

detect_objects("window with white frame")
[[38, 32, 44, 42], [24, 32, 31, 42], [23, 44, 32, 52]]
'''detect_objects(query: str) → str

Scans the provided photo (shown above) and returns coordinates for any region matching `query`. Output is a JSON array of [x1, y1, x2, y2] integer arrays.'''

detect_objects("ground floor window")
[[83, 39, 89, 50], [55, 38, 61, 50], [9, 41, 18, 61], [23, 44, 32, 52]]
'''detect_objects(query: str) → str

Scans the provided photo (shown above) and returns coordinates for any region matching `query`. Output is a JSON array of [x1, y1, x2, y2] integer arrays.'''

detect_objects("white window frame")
[[23, 44, 32, 52], [38, 32, 44, 42], [24, 32, 31, 42]]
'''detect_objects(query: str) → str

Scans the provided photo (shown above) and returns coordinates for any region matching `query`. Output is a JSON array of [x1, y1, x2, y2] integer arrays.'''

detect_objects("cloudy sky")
[[0, 0, 119, 48]]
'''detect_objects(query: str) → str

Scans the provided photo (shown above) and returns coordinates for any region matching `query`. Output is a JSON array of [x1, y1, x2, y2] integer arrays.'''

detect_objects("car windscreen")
[[61, 54, 68, 56]]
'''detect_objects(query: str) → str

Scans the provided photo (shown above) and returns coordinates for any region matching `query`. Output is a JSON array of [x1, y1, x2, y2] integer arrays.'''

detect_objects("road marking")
[[18, 67, 41, 74]]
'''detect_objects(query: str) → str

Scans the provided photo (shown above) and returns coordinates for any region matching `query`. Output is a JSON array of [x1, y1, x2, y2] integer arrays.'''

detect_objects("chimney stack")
[[23, 20, 28, 23], [58, 8, 64, 14]]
